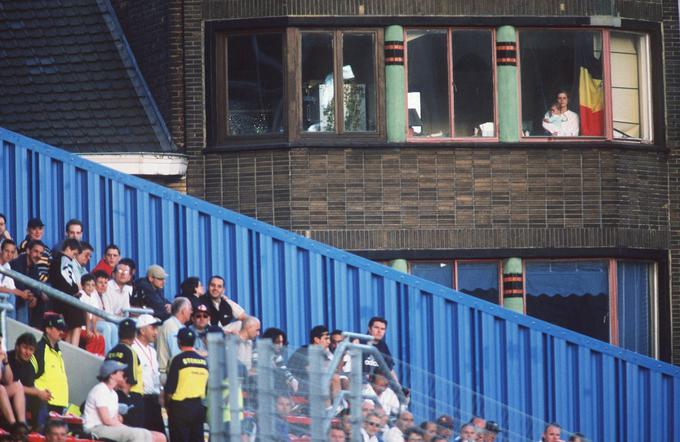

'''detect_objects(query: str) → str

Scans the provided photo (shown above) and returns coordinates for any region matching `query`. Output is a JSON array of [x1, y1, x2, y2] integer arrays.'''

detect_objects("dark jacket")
[[131, 277, 170, 320]]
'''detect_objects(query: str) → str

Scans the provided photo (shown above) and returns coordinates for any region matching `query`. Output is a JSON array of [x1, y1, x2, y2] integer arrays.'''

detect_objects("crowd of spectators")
[[0, 214, 589, 442]]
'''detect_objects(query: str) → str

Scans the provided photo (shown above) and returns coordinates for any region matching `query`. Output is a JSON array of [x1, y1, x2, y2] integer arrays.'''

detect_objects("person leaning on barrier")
[[48, 238, 84, 346], [105, 318, 145, 429], [164, 327, 209, 442], [8, 333, 45, 430], [201, 275, 246, 331], [82, 360, 165, 442], [10, 239, 47, 328], [102, 262, 133, 318], [0, 240, 32, 323], [31, 313, 69, 416]]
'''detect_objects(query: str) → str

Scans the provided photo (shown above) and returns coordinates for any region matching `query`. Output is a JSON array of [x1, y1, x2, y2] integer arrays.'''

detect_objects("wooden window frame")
[[292, 28, 386, 142], [404, 27, 499, 142]]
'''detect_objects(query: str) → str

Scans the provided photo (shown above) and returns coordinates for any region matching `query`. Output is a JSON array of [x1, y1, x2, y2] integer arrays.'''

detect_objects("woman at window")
[[542, 90, 579, 136]]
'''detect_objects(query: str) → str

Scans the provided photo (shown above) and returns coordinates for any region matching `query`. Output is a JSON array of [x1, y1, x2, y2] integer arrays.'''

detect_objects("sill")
[[205, 139, 667, 153]]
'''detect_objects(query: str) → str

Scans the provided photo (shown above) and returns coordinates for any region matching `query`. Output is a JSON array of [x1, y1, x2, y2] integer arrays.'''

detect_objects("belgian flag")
[[576, 35, 604, 136]]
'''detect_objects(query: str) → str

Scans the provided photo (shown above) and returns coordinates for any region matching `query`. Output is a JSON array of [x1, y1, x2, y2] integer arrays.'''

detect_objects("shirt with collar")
[[102, 279, 131, 316], [132, 338, 161, 395]]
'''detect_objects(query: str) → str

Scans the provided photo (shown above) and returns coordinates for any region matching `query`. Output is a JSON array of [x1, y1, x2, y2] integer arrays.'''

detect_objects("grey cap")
[[99, 360, 127, 379]]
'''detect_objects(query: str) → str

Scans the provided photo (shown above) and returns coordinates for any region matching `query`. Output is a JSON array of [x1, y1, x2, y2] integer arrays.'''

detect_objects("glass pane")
[[407, 30, 450, 138], [411, 262, 453, 288], [519, 30, 604, 137], [457, 261, 499, 304], [301, 33, 335, 132], [611, 32, 651, 140], [452, 30, 495, 137], [617, 261, 652, 355], [227, 34, 284, 136], [342, 33, 376, 132], [526, 260, 609, 342]]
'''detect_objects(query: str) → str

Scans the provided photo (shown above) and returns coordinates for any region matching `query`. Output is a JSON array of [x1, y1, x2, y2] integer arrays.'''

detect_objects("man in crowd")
[[8, 333, 50, 430], [362, 372, 401, 417], [92, 244, 121, 276], [188, 303, 212, 355], [328, 423, 347, 442], [102, 262, 132, 317], [404, 427, 426, 442], [0, 240, 32, 322], [10, 240, 47, 327], [31, 313, 69, 415], [363, 317, 398, 383], [105, 318, 146, 428], [540, 423, 562, 442], [236, 316, 260, 372], [52, 219, 83, 255], [288, 325, 337, 396], [361, 411, 382, 442], [164, 327, 209, 442], [456, 423, 478, 442], [17, 218, 51, 285], [157, 297, 192, 383], [132, 265, 171, 321], [202, 275, 246, 330], [44, 419, 68, 442], [435, 415, 454, 441], [132, 314, 165, 435], [383, 410, 414, 442]]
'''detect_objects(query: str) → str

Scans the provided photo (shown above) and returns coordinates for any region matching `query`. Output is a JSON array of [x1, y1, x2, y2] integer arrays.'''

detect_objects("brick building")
[[4, 0, 676, 364]]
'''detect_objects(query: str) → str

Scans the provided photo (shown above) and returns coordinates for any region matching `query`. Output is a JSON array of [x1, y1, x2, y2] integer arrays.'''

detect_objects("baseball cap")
[[44, 313, 67, 331], [193, 304, 209, 315], [147, 264, 168, 280], [177, 327, 197, 347], [136, 314, 161, 328], [436, 414, 454, 430], [99, 360, 127, 379], [485, 421, 501, 434], [118, 318, 137, 337], [27, 218, 45, 229]]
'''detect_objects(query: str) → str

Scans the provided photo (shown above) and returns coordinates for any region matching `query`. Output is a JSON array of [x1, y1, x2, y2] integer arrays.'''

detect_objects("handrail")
[[0, 266, 122, 324]]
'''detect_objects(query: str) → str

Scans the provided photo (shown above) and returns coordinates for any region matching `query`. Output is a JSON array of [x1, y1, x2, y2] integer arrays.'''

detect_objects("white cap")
[[136, 314, 162, 329]]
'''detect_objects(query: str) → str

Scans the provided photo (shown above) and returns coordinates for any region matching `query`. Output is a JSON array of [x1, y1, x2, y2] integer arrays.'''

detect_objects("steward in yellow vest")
[[31, 313, 69, 413]]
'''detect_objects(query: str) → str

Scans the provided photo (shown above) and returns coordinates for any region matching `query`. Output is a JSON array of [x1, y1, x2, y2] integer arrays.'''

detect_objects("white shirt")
[[542, 109, 579, 136], [383, 426, 404, 442], [83, 382, 118, 431], [80, 289, 103, 310], [132, 338, 161, 395], [237, 338, 254, 370], [362, 384, 401, 416], [361, 428, 379, 442], [102, 279, 131, 316], [0, 262, 16, 291]]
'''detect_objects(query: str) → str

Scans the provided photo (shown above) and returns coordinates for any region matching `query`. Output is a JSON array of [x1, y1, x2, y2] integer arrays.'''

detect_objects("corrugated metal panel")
[[0, 127, 678, 440]]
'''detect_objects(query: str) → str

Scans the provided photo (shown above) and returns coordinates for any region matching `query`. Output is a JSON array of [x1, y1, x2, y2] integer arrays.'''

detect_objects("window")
[[457, 261, 500, 304], [520, 30, 604, 138], [610, 32, 652, 140], [300, 31, 378, 134], [222, 33, 285, 137], [411, 262, 453, 288], [617, 261, 656, 355], [406, 29, 496, 139]]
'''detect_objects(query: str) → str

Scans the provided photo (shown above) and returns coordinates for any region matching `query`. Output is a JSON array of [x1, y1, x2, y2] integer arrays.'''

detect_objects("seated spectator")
[[78, 273, 106, 356], [157, 297, 192, 384], [92, 270, 118, 353], [260, 328, 298, 393], [92, 244, 121, 277], [17, 219, 50, 285], [362, 372, 401, 417], [118, 258, 137, 282], [482, 421, 500, 442], [0, 240, 32, 322], [236, 316, 261, 373], [82, 360, 164, 442], [131, 265, 171, 321], [567, 433, 587, 442], [176, 277, 205, 311], [188, 304, 212, 356], [49, 239, 85, 346], [404, 427, 426, 442], [328, 423, 347, 442], [456, 423, 477, 442], [420, 421, 437, 442], [51, 219, 83, 257], [201, 276, 246, 331], [0, 335, 26, 430], [0, 214, 11, 245], [33, 313, 69, 415], [383, 410, 414, 442], [435, 415, 454, 441], [539, 423, 563, 442], [274, 395, 291, 441], [44, 419, 68, 442], [470, 416, 486, 434], [102, 262, 133, 317], [74, 241, 94, 284], [7, 334, 47, 430], [10, 240, 47, 328], [287, 325, 333, 394], [361, 411, 382, 442]]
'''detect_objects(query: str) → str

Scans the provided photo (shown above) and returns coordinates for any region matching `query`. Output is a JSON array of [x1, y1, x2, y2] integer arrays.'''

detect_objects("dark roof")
[[0, 0, 175, 153]]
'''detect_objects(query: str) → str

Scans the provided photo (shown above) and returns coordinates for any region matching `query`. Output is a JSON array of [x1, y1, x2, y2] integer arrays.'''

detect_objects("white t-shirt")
[[0, 262, 16, 291], [383, 426, 404, 442], [362, 384, 401, 416], [102, 280, 131, 316], [80, 289, 103, 310], [83, 382, 118, 431]]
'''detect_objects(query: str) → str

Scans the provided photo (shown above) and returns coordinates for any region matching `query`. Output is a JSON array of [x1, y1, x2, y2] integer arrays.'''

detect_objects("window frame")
[[292, 28, 386, 142], [404, 27, 499, 142], [214, 30, 289, 145], [517, 28, 654, 144]]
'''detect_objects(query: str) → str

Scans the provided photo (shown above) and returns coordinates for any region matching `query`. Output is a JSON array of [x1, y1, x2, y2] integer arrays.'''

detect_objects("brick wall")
[[110, 0, 185, 148]]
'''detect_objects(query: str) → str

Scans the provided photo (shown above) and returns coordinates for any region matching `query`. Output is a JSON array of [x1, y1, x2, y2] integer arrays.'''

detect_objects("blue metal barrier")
[[0, 127, 678, 441]]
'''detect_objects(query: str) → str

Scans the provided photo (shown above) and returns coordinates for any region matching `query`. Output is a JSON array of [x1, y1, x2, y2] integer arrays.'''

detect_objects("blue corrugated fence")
[[0, 127, 678, 441]]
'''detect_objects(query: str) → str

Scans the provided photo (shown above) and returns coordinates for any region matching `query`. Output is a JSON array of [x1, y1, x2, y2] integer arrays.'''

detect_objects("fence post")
[[257, 338, 275, 441], [207, 332, 227, 442], [225, 334, 242, 442], [308, 345, 327, 442], [350, 346, 364, 442]]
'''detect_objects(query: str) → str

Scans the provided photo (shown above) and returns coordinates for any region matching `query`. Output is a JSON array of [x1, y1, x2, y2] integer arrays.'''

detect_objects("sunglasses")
[[194, 314, 210, 319], [366, 422, 381, 427]]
